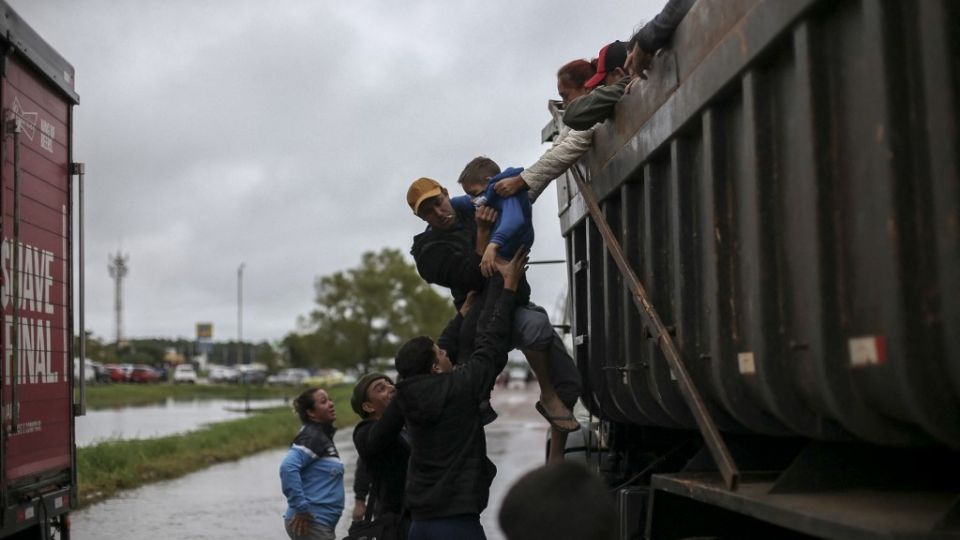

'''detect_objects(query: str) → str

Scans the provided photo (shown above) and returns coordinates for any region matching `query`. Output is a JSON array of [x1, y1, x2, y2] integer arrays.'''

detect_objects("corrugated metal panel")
[[559, 0, 960, 447]]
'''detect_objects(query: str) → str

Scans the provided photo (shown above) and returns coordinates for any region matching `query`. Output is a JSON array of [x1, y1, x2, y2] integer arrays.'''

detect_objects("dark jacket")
[[411, 205, 530, 310], [562, 76, 630, 131], [352, 399, 409, 517], [633, 0, 695, 54], [353, 457, 370, 502], [395, 278, 516, 520]]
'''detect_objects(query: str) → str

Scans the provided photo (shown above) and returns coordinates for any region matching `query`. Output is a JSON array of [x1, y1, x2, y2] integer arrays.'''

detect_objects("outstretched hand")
[[474, 206, 498, 230], [493, 175, 526, 198], [480, 243, 499, 278], [494, 247, 529, 291]]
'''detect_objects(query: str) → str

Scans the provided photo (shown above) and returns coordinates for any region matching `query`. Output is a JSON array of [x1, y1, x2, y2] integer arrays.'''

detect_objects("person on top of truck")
[[491, 59, 599, 201], [563, 0, 695, 131]]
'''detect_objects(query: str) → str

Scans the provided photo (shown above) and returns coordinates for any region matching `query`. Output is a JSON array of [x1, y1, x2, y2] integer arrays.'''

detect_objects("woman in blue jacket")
[[280, 387, 345, 540]]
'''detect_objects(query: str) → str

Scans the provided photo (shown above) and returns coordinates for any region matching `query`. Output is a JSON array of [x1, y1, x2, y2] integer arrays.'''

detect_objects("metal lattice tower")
[[107, 252, 129, 344]]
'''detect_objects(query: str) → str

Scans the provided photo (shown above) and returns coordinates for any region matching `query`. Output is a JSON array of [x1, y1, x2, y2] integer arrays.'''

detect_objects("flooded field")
[[77, 398, 288, 447], [72, 386, 545, 540]]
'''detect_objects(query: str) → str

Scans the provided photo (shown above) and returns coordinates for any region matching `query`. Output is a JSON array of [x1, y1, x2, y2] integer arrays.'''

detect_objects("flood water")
[[71, 386, 547, 540], [77, 398, 288, 447]]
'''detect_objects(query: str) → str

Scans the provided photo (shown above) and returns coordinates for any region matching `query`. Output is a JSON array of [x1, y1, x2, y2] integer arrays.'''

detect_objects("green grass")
[[82, 383, 305, 409], [77, 385, 359, 507]]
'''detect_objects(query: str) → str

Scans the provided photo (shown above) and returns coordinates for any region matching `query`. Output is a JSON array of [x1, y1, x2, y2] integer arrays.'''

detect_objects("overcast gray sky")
[[10, 0, 661, 344]]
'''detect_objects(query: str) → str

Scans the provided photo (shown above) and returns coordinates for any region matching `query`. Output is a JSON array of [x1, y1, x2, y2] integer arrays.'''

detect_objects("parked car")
[[73, 359, 96, 383], [129, 365, 161, 383], [304, 369, 345, 387], [106, 364, 133, 382], [239, 369, 266, 385], [89, 361, 111, 383], [267, 368, 310, 386], [208, 365, 240, 384], [173, 364, 198, 384], [507, 367, 529, 390]]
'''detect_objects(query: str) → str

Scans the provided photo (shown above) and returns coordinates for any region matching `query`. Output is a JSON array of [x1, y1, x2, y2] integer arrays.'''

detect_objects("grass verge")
[[78, 385, 358, 507], [83, 383, 303, 410]]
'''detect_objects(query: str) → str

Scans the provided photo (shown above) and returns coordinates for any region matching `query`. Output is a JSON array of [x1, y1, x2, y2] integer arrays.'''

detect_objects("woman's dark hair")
[[293, 387, 322, 423], [395, 336, 436, 379], [557, 59, 596, 89]]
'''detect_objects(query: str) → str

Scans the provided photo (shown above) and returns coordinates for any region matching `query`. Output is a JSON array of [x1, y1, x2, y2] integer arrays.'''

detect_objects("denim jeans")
[[408, 514, 486, 540]]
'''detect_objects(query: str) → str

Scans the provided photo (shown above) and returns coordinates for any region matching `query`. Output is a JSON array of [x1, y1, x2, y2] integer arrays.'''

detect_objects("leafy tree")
[[291, 248, 452, 373]]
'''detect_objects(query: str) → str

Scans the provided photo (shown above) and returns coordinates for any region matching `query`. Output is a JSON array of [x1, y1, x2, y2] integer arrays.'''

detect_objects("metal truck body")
[[554, 0, 959, 537]]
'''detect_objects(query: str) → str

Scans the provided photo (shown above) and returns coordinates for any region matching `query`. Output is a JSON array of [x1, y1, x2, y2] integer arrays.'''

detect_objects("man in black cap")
[[351, 373, 410, 537]]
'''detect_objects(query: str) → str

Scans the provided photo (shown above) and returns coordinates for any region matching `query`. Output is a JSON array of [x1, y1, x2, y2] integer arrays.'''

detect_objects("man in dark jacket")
[[393, 250, 525, 540], [407, 177, 581, 455], [351, 373, 409, 530]]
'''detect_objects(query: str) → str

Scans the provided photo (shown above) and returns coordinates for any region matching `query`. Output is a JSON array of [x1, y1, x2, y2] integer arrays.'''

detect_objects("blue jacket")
[[279, 422, 345, 528], [450, 167, 533, 259]]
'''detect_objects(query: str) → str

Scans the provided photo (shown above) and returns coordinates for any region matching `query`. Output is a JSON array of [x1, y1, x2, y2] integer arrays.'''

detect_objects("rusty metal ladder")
[[569, 164, 740, 490]]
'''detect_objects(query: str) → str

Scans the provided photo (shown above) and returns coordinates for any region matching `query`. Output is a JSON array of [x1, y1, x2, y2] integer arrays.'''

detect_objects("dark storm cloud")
[[10, 0, 660, 342]]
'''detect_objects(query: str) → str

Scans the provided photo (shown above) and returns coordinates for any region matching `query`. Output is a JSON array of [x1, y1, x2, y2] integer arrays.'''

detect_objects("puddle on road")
[[77, 398, 289, 446]]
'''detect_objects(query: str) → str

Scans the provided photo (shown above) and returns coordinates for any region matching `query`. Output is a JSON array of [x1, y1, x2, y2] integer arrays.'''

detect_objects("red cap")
[[585, 40, 628, 89]]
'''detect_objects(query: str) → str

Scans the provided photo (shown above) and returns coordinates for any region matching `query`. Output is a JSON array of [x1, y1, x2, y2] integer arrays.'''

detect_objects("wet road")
[[72, 385, 547, 540], [77, 398, 288, 446]]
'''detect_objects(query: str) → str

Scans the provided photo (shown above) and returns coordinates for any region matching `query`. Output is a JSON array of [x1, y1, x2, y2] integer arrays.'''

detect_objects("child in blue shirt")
[[455, 156, 534, 277]]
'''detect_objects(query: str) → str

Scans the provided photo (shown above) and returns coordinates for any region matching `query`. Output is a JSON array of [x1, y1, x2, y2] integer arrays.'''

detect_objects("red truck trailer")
[[0, 3, 83, 539]]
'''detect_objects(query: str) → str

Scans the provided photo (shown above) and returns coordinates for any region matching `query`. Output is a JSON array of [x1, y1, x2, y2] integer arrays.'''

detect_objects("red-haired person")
[[492, 59, 598, 201]]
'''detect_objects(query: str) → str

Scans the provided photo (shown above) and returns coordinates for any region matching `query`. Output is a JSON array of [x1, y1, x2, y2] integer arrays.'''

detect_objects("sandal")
[[535, 401, 580, 433]]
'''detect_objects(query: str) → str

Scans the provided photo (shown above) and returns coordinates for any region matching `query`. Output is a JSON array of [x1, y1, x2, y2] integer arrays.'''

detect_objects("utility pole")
[[237, 262, 245, 365], [108, 252, 129, 345], [237, 262, 249, 413]]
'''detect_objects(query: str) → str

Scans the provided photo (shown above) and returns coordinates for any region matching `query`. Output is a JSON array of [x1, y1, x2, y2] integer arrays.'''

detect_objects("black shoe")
[[479, 399, 498, 426]]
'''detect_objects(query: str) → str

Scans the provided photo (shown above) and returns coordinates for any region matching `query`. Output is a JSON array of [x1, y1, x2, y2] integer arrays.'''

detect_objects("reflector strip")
[[849, 335, 886, 367], [738, 352, 756, 375]]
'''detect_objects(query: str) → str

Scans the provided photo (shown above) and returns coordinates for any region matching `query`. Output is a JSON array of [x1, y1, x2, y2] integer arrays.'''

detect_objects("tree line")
[[78, 248, 450, 375]]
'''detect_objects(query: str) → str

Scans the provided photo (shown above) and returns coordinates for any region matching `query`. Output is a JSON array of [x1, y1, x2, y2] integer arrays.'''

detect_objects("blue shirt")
[[450, 166, 533, 259], [279, 422, 345, 528]]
